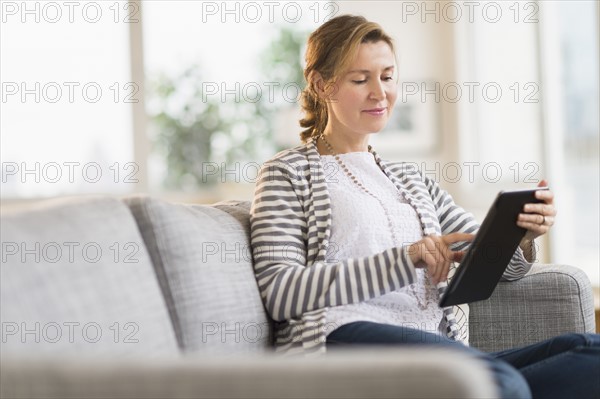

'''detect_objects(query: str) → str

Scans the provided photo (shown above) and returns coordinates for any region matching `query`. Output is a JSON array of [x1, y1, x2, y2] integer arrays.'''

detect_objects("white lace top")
[[321, 152, 444, 336]]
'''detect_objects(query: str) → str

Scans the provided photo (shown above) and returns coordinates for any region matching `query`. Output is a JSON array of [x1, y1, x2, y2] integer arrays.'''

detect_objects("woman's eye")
[[382, 76, 394, 81], [352, 79, 367, 84]]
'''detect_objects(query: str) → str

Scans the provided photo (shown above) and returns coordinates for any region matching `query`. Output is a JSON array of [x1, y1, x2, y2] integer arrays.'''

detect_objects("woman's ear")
[[310, 71, 329, 99]]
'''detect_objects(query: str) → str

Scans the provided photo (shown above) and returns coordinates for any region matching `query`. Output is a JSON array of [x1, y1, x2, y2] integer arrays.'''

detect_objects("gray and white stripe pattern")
[[250, 140, 533, 355]]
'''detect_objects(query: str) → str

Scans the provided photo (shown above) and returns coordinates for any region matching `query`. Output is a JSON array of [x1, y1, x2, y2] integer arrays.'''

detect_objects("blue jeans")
[[326, 322, 600, 399]]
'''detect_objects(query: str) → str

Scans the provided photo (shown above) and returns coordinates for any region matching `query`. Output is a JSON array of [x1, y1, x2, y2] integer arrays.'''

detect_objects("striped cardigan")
[[249, 140, 533, 355]]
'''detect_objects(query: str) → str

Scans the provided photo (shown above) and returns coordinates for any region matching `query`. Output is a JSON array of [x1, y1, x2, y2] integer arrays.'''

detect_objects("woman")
[[249, 14, 599, 399]]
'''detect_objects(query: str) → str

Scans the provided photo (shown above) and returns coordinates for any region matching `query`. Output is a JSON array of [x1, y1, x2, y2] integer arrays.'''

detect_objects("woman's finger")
[[442, 232, 475, 245], [423, 252, 438, 278], [440, 260, 451, 282], [518, 213, 545, 225], [435, 243, 453, 283], [452, 250, 465, 263], [523, 202, 555, 216]]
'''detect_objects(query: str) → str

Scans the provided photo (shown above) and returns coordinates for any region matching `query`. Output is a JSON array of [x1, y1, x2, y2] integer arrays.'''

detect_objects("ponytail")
[[299, 86, 327, 143]]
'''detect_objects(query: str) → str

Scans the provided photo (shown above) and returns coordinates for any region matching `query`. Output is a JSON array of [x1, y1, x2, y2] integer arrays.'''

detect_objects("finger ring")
[[541, 215, 546, 225]]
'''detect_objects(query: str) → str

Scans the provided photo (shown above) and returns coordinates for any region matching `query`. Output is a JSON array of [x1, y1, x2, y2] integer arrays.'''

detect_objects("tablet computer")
[[438, 187, 548, 307]]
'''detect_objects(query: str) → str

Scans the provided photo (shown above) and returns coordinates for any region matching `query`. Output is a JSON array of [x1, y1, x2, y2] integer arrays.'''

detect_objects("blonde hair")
[[299, 15, 396, 143]]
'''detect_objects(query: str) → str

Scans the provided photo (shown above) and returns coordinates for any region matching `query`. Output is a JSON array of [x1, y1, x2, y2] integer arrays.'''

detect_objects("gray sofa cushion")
[[124, 196, 271, 355], [0, 196, 179, 356]]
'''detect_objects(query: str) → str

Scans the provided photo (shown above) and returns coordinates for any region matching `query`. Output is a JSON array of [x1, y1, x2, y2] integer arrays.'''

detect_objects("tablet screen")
[[438, 187, 548, 307]]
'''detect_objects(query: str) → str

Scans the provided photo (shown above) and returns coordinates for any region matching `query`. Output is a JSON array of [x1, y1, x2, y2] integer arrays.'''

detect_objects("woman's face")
[[325, 41, 398, 140]]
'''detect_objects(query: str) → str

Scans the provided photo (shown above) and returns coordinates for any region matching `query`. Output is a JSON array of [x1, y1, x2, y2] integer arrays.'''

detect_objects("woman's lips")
[[363, 107, 387, 116]]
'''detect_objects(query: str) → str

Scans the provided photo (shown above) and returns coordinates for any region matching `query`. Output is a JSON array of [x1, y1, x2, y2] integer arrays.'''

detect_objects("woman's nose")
[[369, 81, 386, 100]]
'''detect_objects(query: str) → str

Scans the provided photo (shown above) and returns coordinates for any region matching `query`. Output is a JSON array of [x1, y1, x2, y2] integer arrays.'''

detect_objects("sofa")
[[1, 195, 595, 398]]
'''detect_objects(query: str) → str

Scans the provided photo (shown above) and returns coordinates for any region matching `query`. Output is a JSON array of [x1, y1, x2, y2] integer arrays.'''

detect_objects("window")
[[1, 1, 134, 198], [142, 1, 329, 196], [553, 0, 599, 285]]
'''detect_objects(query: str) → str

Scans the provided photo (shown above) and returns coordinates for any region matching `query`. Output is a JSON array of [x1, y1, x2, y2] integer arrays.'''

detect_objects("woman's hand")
[[517, 180, 556, 243], [407, 233, 475, 284]]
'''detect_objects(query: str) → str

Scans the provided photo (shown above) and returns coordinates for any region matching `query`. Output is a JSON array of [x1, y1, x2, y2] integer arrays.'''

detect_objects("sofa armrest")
[[1, 349, 497, 398], [469, 264, 595, 353]]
